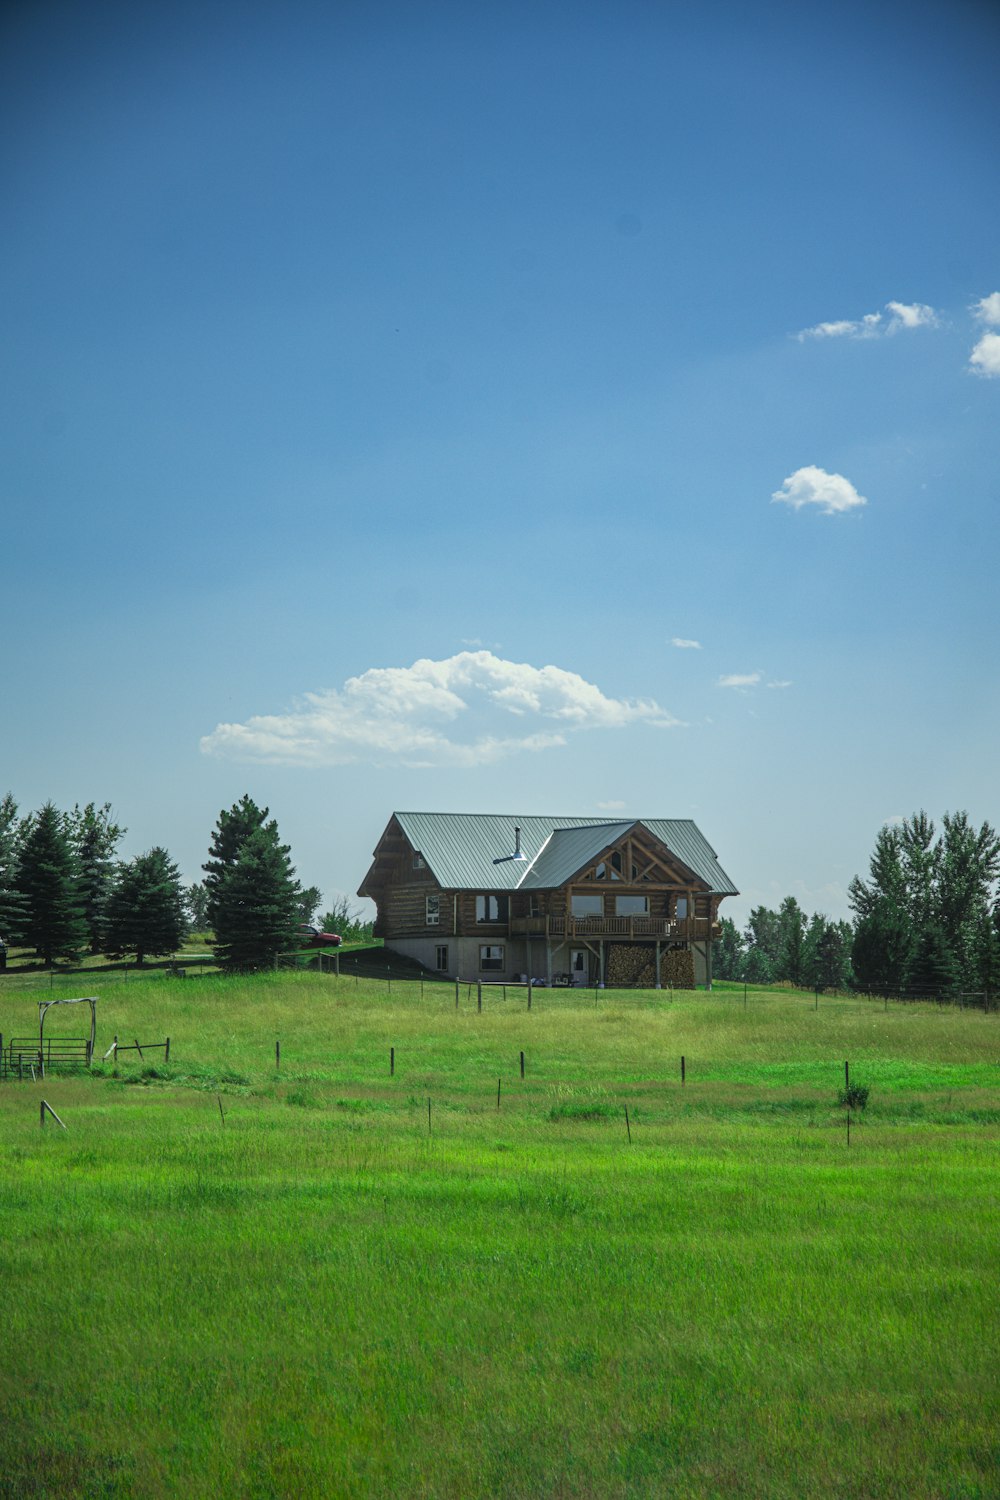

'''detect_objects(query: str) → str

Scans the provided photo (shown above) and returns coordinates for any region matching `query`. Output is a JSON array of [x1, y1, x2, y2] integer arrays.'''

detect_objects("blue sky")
[[3, 0, 998, 924]]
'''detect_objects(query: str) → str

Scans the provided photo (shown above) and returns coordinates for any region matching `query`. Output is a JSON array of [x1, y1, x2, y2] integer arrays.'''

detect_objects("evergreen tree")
[[712, 916, 746, 980], [297, 885, 322, 926], [203, 795, 271, 931], [65, 801, 126, 954], [777, 895, 807, 984], [852, 900, 912, 996], [16, 802, 87, 965], [214, 823, 301, 972], [0, 792, 27, 944], [742, 905, 782, 984], [906, 921, 960, 998], [105, 849, 187, 966], [186, 881, 210, 931]]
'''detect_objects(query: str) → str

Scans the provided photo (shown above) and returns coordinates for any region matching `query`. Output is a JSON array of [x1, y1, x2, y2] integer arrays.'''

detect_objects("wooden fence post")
[[165, 1037, 170, 1063], [527, 976, 532, 1011], [845, 1060, 850, 1090], [276, 1039, 280, 1070], [681, 1055, 686, 1086], [520, 1050, 525, 1079], [477, 983, 482, 1013], [624, 1105, 631, 1144], [390, 1046, 395, 1077]]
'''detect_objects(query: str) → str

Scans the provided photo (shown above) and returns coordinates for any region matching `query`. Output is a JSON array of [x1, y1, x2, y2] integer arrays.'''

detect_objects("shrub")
[[837, 1083, 869, 1110]]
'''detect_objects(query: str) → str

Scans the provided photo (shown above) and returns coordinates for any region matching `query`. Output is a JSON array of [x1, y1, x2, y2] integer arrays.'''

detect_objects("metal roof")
[[388, 812, 738, 895]]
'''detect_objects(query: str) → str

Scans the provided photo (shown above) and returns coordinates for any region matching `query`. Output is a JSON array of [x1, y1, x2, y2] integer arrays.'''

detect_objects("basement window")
[[425, 895, 440, 925], [480, 945, 504, 972], [435, 945, 449, 971]]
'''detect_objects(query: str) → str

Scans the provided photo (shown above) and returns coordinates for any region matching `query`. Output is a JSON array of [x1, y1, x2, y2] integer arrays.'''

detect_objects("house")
[[357, 813, 738, 988]]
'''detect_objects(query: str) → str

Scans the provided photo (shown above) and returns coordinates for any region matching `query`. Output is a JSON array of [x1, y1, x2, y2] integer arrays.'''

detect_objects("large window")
[[476, 894, 508, 923], [435, 945, 449, 971], [480, 945, 504, 972], [615, 895, 649, 917], [571, 894, 603, 918], [425, 895, 440, 926]]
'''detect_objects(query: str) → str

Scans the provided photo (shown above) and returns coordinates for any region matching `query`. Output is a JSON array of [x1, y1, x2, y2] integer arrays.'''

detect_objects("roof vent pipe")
[[493, 825, 527, 864]]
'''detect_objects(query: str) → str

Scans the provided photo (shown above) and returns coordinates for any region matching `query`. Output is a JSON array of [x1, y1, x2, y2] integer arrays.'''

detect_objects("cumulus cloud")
[[969, 332, 1000, 378], [670, 637, 702, 649], [771, 465, 868, 515], [971, 291, 1000, 326], [200, 650, 682, 768], [718, 672, 762, 689], [795, 300, 937, 341]]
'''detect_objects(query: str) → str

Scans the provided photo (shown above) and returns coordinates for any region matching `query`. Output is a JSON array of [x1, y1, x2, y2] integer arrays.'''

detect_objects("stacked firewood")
[[605, 945, 695, 989]]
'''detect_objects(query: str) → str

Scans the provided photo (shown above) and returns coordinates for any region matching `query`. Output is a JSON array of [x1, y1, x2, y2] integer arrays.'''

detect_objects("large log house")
[[358, 813, 738, 988]]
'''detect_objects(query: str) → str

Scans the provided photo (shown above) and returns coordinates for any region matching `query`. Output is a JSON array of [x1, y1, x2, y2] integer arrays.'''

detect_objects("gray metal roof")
[[391, 812, 738, 895]]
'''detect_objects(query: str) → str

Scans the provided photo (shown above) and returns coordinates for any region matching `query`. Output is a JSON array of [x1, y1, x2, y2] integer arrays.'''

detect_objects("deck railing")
[[508, 915, 718, 942]]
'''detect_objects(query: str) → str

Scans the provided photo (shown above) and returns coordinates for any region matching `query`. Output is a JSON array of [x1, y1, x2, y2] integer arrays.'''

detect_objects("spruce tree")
[[213, 823, 301, 972], [0, 792, 27, 946], [65, 801, 126, 954], [105, 849, 186, 966], [906, 922, 960, 998], [203, 795, 271, 932], [16, 802, 87, 965]]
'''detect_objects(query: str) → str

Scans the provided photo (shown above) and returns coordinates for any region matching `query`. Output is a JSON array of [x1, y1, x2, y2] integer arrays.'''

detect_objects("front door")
[[570, 948, 589, 986]]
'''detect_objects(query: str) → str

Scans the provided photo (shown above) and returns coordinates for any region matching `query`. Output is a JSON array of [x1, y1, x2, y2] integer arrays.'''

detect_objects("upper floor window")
[[425, 895, 440, 925], [571, 894, 603, 918], [615, 895, 649, 917], [476, 894, 508, 923], [413, 852, 426, 870]]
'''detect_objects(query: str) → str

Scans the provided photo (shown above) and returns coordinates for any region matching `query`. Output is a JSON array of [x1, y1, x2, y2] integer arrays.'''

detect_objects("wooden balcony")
[[508, 915, 718, 943]]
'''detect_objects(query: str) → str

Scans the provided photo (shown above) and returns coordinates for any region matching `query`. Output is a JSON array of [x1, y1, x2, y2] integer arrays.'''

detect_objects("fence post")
[[276, 1039, 280, 1070], [681, 1055, 686, 1086], [477, 983, 482, 1013], [527, 976, 532, 1011], [165, 1037, 170, 1063], [520, 1050, 525, 1079], [455, 978, 460, 1010], [390, 1046, 395, 1077]]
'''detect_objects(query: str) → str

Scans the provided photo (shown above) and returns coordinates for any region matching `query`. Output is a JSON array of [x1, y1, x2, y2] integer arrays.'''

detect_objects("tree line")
[[0, 793, 372, 972], [713, 810, 1000, 997]]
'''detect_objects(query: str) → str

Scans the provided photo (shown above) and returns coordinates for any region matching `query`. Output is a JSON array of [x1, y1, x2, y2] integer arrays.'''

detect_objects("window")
[[435, 945, 449, 971], [571, 894, 603, 918], [476, 894, 508, 923], [529, 895, 542, 917], [425, 895, 440, 926], [615, 895, 649, 917], [480, 945, 504, 972], [412, 852, 426, 869]]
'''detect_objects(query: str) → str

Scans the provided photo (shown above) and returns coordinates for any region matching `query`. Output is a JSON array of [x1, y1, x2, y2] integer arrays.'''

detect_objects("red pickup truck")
[[296, 923, 342, 949]]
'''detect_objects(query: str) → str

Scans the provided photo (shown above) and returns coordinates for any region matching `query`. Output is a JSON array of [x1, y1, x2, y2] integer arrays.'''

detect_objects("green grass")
[[0, 973, 997, 1497]]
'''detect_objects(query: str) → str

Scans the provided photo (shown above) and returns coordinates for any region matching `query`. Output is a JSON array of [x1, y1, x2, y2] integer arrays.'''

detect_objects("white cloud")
[[795, 300, 937, 341], [771, 465, 868, 515], [670, 637, 702, 649], [200, 650, 683, 768], [885, 301, 938, 331], [766, 680, 792, 689], [718, 672, 762, 689], [971, 292, 1000, 327], [596, 800, 627, 811], [969, 332, 1000, 378]]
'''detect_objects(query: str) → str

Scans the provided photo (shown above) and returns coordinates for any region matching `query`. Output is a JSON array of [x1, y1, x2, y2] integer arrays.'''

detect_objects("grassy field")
[[0, 973, 997, 1499]]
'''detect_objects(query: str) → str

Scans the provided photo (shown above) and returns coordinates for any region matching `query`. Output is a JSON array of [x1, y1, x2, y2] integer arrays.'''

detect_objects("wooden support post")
[[40, 1099, 67, 1130], [217, 1094, 226, 1127], [624, 1104, 631, 1144], [655, 940, 661, 989], [134, 1038, 144, 1059]]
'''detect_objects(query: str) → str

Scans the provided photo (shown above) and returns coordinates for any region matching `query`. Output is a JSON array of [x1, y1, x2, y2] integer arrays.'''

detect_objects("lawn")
[[0, 973, 997, 1498]]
